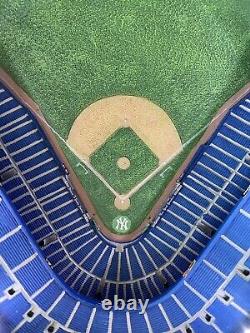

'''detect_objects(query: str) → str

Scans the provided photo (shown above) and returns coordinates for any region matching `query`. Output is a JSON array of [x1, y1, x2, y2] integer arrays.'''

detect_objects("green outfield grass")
[[0, 0, 249, 234]]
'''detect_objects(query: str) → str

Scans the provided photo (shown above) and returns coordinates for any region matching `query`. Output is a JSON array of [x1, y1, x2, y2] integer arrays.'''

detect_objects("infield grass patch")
[[90, 127, 159, 193]]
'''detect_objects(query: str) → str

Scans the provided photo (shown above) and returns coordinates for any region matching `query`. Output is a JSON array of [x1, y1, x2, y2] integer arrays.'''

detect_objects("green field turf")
[[90, 127, 159, 193], [0, 0, 249, 235]]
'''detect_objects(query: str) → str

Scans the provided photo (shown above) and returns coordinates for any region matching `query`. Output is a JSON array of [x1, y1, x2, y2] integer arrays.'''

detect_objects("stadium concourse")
[[0, 78, 249, 333]]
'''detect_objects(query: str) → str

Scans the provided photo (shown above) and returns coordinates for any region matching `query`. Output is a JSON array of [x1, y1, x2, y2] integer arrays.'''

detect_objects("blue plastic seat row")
[[0, 82, 249, 302], [0, 185, 249, 332]]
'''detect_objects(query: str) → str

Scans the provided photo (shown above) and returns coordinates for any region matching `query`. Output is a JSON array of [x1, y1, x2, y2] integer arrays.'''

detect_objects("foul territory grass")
[[90, 127, 159, 193], [0, 0, 249, 234]]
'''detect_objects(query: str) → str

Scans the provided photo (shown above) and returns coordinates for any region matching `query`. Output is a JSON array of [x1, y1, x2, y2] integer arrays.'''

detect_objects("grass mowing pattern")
[[90, 127, 159, 193], [0, 0, 249, 234]]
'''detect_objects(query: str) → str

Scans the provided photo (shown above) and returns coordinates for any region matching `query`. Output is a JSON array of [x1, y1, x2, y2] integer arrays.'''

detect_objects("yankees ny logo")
[[112, 216, 131, 233], [116, 217, 129, 231]]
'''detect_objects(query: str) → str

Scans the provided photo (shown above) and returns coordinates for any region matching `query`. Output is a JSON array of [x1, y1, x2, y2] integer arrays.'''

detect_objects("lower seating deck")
[[0, 186, 249, 332], [0, 81, 249, 303]]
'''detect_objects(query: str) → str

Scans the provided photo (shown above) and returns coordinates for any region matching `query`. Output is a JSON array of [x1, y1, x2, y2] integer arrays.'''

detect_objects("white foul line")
[[25, 99, 232, 200]]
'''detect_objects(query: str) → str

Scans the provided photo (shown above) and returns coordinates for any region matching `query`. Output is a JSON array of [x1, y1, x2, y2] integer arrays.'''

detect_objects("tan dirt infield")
[[67, 95, 182, 164]]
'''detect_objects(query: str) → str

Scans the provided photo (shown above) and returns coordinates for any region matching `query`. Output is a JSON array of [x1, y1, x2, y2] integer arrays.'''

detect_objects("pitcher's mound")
[[117, 157, 131, 170]]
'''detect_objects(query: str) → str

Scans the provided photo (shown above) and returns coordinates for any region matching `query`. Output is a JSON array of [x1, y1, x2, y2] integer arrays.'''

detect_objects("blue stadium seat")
[[0, 83, 250, 303], [0, 81, 250, 332], [0, 181, 249, 332]]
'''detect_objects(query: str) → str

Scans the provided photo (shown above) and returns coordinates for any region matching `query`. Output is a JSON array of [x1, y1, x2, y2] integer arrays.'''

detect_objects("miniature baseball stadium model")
[[0, 1, 249, 333]]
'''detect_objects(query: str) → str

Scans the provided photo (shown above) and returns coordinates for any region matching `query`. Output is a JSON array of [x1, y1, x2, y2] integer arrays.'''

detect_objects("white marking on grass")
[[160, 166, 173, 178], [76, 162, 89, 175], [22, 94, 242, 201]]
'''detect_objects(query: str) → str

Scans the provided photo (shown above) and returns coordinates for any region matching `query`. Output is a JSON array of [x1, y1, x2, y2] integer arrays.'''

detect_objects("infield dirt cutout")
[[67, 95, 182, 212]]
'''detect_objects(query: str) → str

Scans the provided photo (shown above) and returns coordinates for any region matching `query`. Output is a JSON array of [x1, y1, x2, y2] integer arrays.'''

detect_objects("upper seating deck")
[[0, 81, 249, 302]]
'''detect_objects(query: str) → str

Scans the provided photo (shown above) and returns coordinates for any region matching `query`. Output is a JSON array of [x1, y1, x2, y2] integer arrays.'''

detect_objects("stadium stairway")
[[0, 185, 249, 332], [0, 82, 249, 303]]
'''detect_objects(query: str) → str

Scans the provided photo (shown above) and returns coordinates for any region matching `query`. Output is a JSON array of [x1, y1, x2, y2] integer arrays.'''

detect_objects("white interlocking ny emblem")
[[112, 216, 131, 233]]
